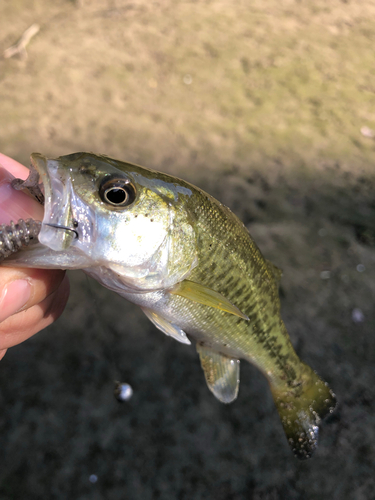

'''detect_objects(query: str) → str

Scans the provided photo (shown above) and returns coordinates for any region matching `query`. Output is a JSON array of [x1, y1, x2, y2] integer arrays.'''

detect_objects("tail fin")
[[271, 364, 336, 460]]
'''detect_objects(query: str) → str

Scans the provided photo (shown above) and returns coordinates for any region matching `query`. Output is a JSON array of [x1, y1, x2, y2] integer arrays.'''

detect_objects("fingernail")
[[0, 279, 32, 323]]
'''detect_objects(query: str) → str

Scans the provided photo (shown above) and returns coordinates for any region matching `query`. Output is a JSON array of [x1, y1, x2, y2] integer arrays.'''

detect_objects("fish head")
[[7, 152, 198, 291]]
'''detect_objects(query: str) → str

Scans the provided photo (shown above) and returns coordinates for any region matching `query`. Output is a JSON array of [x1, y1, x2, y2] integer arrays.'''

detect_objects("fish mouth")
[[24, 153, 78, 251], [29, 153, 49, 203], [2, 153, 92, 269]]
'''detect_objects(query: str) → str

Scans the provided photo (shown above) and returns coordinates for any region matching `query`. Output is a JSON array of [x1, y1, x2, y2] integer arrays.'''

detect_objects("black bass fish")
[[1, 152, 336, 459]]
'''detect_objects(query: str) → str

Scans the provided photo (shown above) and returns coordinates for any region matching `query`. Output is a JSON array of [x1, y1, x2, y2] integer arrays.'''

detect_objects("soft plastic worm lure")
[[0, 219, 41, 262]]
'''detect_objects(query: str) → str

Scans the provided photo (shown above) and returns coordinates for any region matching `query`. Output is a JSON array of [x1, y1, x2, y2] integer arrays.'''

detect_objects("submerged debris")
[[320, 270, 331, 280], [3, 23, 40, 59], [360, 126, 374, 138]]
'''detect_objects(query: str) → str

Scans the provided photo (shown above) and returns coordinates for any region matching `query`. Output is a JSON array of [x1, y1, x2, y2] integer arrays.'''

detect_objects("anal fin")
[[196, 343, 240, 404], [142, 308, 191, 345]]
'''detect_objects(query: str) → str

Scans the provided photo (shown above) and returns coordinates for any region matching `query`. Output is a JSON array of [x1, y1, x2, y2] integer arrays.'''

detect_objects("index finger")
[[0, 153, 30, 180], [0, 153, 44, 224]]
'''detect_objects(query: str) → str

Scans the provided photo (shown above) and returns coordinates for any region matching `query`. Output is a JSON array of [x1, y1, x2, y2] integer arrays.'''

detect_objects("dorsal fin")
[[266, 259, 283, 284], [196, 343, 240, 404]]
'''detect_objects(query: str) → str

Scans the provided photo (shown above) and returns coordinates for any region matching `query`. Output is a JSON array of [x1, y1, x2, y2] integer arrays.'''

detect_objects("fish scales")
[[164, 185, 298, 384], [1, 152, 336, 459]]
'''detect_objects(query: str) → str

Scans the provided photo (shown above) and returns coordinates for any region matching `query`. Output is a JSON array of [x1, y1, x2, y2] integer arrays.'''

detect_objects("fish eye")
[[99, 176, 136, 208]]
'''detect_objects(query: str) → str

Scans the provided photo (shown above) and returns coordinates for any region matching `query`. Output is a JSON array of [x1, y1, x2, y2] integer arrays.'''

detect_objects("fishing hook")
[[44, 223, 79, 239]]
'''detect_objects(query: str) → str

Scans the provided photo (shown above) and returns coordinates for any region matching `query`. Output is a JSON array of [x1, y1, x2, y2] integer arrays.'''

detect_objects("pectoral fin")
[[170, 280, 249, 320], [142, 308, 191, 345], [196, 343, 240, 404]]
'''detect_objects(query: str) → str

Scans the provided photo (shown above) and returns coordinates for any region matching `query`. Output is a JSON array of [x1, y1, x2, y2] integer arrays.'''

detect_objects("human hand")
[[0, 153, 69, 361]]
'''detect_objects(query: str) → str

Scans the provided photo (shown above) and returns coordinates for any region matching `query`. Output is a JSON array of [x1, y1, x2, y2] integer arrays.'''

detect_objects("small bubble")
[[320, 270, 331, 280], [89, 475, 98, 484], [356, 264, 365, 273], [318, 228, 327, 237], [114, 382, 133, 402], [352, 308, 364, 323], [183, 74, 193, 85]]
